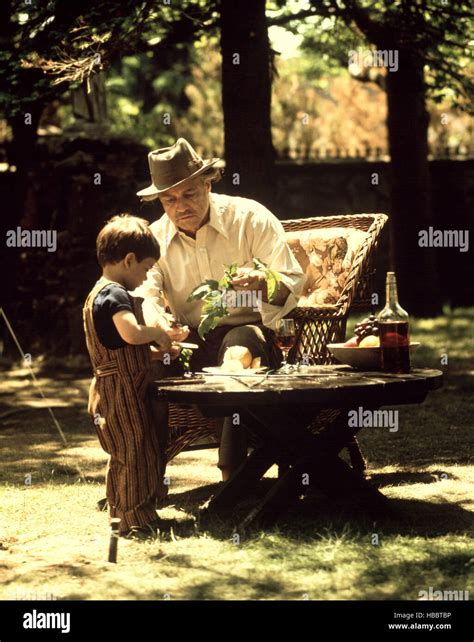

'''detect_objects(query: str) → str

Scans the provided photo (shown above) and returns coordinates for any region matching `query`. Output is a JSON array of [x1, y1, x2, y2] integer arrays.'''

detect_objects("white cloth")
[[133, 192, 305, 331]]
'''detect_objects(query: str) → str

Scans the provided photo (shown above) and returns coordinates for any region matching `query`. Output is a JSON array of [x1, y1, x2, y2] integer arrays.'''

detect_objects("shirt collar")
[[162, 193, 229, 249], [207, 194, 230, 239]]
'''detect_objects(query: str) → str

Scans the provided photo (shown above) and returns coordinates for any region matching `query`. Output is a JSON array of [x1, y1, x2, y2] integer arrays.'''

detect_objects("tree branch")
[[340, 0, 393, 46], [267, 8, 320, 27], [350, 68, 386, 90]]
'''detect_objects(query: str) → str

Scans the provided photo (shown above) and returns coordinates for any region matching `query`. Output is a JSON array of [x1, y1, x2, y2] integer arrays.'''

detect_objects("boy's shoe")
[[122, 516, 196, 540], [122, 519, 163, 540], [97, 497, 108, 512], [97, 495, 168, 512]]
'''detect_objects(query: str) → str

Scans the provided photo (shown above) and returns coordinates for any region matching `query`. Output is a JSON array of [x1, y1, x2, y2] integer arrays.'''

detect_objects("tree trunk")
[[220, 0, 276, 209], [1, 107, 42, 355], [385, 52, 441, 316]]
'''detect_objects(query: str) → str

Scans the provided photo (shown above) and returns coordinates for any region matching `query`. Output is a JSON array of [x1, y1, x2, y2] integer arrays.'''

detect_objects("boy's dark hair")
[[96, 214, 160, 267]]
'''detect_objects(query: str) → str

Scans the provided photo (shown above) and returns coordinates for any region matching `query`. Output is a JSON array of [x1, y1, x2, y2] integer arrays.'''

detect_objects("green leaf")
[[252, 257, 266, 271], [187, 280, 219, 301], [225, 262, 238, 277], [219, 262, 238, 289], [252, 258, 281, 302], [265, 269, 281, 302], [178, 347, 194, 373], [191, 259, 284, 338], [201, 295, 226, 315], [197, 311, 222, 340]]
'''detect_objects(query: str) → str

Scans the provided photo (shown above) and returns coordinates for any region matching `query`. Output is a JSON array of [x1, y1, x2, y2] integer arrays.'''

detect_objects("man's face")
[[158, 175, 211, 235]]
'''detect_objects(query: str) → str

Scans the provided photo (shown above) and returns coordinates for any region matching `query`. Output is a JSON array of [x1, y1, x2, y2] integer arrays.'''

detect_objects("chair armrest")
[[288, 302, 345, 320]]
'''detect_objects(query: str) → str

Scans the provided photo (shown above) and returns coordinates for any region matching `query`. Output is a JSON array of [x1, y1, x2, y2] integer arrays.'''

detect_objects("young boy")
[[83, 214, 182, 537]]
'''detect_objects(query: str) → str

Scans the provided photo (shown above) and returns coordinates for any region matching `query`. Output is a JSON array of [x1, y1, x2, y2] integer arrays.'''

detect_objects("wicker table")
[[155, 366, 443, 527]]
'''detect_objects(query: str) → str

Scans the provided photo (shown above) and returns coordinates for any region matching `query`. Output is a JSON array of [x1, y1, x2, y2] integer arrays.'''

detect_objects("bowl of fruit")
[[327, 315, 420, 370]]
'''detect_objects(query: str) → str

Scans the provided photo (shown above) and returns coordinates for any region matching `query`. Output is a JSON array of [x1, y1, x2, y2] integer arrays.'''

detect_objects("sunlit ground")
[[0, 309, 473, 600]]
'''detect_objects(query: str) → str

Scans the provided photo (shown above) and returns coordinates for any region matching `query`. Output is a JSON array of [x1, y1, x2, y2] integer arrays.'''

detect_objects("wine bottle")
[[377, 272, 410, 373]]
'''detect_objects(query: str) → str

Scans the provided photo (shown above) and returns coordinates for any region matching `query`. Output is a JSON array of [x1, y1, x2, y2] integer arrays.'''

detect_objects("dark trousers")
[[153, 323, 281, 469], [209, 324, 281, 469]]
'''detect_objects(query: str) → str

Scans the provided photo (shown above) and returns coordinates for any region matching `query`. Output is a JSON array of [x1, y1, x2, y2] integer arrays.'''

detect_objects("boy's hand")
[[168, 324, 190, 342], [152, 327, 173, 350], [156, 315, 190, 342], [150, 344, 181, 361]]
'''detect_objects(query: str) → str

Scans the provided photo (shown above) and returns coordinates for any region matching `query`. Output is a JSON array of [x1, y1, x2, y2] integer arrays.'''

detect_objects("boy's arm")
[[112, 311, 172, 349]]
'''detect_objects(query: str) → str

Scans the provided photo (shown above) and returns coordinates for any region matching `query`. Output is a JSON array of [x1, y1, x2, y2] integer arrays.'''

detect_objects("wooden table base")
[[204, 405, 394, 528]]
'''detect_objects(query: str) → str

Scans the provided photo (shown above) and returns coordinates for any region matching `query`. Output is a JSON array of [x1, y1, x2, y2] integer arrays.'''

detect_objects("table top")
[[154, 365, 443, 409]]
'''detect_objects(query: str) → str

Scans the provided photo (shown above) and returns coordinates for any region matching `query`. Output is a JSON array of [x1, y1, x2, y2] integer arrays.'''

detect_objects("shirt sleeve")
[[103, 285, 133, 316], [131, 261, 169, 327], [246, 204, 305, 330]]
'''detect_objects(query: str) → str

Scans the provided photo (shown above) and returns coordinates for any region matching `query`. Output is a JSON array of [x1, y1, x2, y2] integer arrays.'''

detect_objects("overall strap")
[[83, 278, 119, 369]]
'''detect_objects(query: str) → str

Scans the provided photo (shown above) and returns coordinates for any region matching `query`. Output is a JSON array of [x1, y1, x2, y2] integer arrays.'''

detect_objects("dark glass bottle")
[[377, 272, 410, 373]]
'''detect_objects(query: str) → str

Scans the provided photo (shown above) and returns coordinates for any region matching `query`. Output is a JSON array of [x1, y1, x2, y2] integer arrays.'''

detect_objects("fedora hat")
[[136, 138, 220, 197]]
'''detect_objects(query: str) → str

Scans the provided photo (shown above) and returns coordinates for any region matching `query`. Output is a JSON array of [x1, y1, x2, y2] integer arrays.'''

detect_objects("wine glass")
[[274, 318, 296, 372]]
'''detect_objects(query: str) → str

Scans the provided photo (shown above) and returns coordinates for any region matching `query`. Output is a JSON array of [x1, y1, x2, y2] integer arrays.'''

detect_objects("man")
[[134, 138, 305, 481]]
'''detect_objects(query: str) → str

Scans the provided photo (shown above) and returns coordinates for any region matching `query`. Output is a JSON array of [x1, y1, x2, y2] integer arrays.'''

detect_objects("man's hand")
[[230, 268, 268, 301], [230, 268, 290, 307]]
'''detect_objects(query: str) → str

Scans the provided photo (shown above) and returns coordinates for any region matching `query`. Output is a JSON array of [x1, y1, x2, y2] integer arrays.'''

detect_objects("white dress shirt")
[[133, 192, 305, 331]]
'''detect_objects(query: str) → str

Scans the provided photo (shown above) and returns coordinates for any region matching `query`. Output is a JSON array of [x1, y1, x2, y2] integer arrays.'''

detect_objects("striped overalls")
[[83, 278, 167, 533]]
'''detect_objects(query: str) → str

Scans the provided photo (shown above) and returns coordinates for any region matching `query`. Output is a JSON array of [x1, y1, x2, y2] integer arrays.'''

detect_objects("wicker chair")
[[165, 213, 388, 468], [284, 213, 388, 364]]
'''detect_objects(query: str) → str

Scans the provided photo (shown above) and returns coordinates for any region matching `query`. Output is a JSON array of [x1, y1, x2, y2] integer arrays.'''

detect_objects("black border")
[[1, 600, 472, 642]]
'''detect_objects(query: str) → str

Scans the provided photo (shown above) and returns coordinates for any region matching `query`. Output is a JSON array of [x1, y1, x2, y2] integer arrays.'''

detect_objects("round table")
[[155, 366, 443, 527]]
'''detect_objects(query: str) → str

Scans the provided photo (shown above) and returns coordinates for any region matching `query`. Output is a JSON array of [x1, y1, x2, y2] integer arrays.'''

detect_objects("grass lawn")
[[0, 308, 473, 601]]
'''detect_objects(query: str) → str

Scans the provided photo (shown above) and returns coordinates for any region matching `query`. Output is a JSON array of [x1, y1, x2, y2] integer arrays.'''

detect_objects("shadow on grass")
[[169, 576, 285, 600], [355, 548, 473, 599], [0, 424, 104, 485], [0, 355, 92, 379], [266, 495, 474, 541], [166, 478, 474, 542], [4, 560, 97, 589], [167, 482, 223, 508], [369, 470, 458, 487]]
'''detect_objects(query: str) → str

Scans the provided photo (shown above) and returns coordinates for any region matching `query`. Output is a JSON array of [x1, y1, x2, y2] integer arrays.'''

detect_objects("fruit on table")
[[358, 335, 380, 348], [251, 357, 261, 369], [223, 359, 245, 372], [354, 314, 380, 342], [344, 336, 359, 347], [223, 345, 253, 369]]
